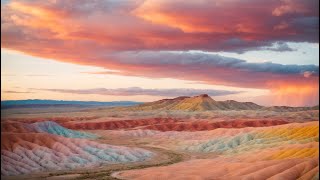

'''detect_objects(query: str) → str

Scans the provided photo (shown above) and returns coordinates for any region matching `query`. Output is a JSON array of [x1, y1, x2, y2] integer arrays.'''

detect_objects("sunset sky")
[[1, 0, 319, 106]]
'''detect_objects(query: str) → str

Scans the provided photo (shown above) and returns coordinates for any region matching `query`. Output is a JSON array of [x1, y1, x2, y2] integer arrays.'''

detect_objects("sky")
[[1, 0, 319, 106]]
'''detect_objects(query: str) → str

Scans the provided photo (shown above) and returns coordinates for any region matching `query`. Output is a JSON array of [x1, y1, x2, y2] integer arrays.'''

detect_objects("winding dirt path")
[[44, 146, 189, 180]]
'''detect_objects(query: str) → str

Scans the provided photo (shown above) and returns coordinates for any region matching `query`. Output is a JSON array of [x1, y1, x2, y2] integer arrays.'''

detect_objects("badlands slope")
[[111, 94, 263, 111], [1, 94, 319, 179], [63, 118, 289, 131], [108, 94, 318, 112], [114, 122, 319, 180], [1, 121, 153, 176]]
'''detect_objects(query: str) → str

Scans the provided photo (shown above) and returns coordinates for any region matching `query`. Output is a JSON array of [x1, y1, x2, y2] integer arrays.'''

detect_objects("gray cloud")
[[33, 87, 242, 97], [263, 42, 296, 52], [110, 51, 319, 75]]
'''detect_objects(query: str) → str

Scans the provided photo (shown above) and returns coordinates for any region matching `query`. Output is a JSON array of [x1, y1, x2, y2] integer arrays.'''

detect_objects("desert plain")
[[1, 94, 319, 180]]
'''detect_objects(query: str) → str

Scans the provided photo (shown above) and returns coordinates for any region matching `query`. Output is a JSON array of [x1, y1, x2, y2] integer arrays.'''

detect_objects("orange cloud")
[[2, 0, 319, 52], [7, 2, 71, 38], [1, 0, 319, 106]]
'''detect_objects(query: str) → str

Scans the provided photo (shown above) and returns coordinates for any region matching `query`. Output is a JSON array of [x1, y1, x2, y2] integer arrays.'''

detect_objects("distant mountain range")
[[113, 94, 319, 112], [1, 99, 142, 109], [2, 96, 318, 111]]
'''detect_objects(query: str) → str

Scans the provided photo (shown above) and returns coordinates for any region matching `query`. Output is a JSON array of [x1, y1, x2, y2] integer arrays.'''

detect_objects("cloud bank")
[[1, 0, 319, 106], [89, 51, 319, 90], [1, 0, 318, 52], [34, 87, 241, 97]]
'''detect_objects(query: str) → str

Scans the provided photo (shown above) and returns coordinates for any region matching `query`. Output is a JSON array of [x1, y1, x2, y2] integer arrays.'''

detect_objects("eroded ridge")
[[62, 118, 289, 131], [113, 122, 319, 179], [1, 121, 153, 176]]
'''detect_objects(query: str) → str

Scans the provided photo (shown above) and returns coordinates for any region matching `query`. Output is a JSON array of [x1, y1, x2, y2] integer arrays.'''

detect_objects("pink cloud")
[[1, 0, 318, 52], [1, 0, 319, 106]]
